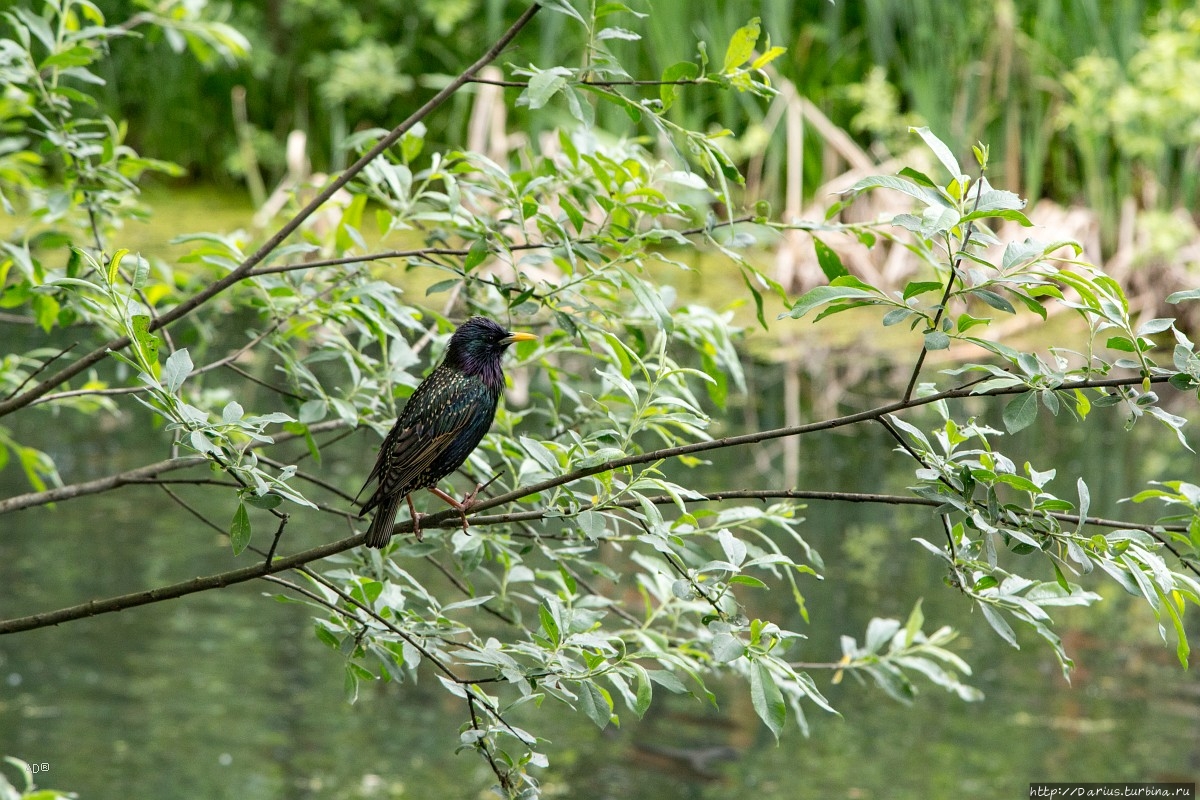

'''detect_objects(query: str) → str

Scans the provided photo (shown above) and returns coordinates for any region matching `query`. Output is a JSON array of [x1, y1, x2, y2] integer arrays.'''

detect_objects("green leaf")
[[712, 631, 745, 663], [910, 126, 963, 179], [749, 660, 786, 740], [162, 348, 192, 394], [1167, 289, 1200, 304], [244, 493, 282, 510], [131, 314, 160, 369], [623, 269, 673, 332], [523, 67, 572, 110], [903, 280, 943, 300], [463, 238, 489, 272], [660, 61, 700, 111], [812, 236, 848, 280], [979, 604, 1018, 648], [578, 681, 613, 729], [230, 501, 251, 555], [903, 599, 925, 647], [425, 278, 460, 296], [632, 664, 653, 718], [973, 575, 999, 591], [520, 435, 558, 474], [107, 248, 129, 286], [539, 601, 561, 646], [722, 17, 760, 72], [1002, 392, 1038, 433], [31, 293, 59, 333], [898, 167, 936, 187], [959, 208, 1032, 226], [924, 331, 951, 351], [973, 289, 1016, 314], [1106, 336, 1137, 352], [784, 284, 879, 320]]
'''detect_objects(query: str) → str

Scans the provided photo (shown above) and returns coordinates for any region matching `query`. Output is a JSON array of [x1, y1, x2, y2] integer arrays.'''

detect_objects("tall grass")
[[81, 0, 1197, 251]]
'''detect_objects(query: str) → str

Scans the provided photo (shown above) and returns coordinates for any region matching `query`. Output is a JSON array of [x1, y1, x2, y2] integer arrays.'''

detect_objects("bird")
[[357, 316, 537, 548]]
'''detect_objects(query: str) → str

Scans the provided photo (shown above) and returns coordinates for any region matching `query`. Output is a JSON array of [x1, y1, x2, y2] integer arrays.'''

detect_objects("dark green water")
[[2, 354, 1199, 798]]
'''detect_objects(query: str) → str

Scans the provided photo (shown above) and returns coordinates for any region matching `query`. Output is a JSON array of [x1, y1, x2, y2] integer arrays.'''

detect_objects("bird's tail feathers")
[[364, 493, 404, 548]]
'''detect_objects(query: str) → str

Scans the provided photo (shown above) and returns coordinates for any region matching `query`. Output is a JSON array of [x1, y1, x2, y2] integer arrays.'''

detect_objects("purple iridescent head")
[[443, 317, 537, 388]]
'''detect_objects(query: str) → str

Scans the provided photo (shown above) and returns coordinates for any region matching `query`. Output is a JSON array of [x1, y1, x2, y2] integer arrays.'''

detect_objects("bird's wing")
[[357, 371, 493, 514]]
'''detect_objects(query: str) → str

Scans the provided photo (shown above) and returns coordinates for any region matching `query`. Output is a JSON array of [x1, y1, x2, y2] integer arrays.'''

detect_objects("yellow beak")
[[501, 331, 538, 345]]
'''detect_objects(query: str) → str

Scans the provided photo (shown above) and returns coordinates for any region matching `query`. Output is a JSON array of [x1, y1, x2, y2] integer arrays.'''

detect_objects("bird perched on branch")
[[357, 316, 537, 548]]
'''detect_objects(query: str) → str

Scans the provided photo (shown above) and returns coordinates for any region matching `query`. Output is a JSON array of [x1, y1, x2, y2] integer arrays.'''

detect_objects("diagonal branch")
[[2, 475, 1189, 636]]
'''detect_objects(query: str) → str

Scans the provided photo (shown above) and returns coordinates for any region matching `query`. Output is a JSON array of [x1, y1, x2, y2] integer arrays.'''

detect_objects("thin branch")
[[159, 484, 227, 536], [223, 362, 305, 401], [245, 216, 756, 279], [1, 420, 349, 516], [3, 343, 77, 402], [0, 2, 543, 419], [902, 183, 985, 403], [0, 456, 206, 514], [466, 76, 706, 88]]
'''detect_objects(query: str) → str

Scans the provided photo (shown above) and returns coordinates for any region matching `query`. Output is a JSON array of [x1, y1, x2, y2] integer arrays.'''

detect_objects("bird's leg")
[[429, 471, 505, 533], [428, 486, 470, 532], [462, 470, 504, 509], [406, 494, 424, 542]]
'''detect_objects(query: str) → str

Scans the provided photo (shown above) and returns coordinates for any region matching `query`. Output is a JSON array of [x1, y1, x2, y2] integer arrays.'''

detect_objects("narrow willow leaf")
[[784, 285, 878, 320], [230, 501, 251, 555], [131, 314, 159, 369], [1167, 289, 1200, 304], [463, 238, 488, 272], [162, 348, 192, 394], [979, 604, 1018, 648], [812, 236, 848, 280], [973, 289, 1016, 314], [106, 248, 128, 286], [903, 599, 925, 647], [749, 660, 786, 740], [910, 126, 963, 179], [632, 664, 653, 718], [660, 60, 699, 111]]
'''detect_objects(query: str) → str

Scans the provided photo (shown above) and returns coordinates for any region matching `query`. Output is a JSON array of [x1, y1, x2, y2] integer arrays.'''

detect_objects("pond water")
[[1, 333, 1199, 798]]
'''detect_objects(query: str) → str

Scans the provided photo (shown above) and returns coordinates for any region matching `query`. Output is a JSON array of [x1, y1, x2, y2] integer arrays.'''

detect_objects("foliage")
[[2, 2, 1200, 798]]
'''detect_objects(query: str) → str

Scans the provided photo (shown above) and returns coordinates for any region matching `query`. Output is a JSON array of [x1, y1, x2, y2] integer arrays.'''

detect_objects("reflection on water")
[[2, 354, 1199, 798]]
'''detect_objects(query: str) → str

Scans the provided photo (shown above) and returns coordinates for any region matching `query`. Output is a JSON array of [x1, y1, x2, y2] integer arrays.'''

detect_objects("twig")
[[3, 343, 77, 402], [245, 216, 756, 279]]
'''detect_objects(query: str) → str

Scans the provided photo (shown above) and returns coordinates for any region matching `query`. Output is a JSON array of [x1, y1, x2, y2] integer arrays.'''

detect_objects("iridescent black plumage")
[[357, 317, 536, 548]]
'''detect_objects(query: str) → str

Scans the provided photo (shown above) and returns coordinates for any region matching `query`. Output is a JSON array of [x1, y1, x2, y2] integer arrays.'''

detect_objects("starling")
[[357, 317, 537, 548]]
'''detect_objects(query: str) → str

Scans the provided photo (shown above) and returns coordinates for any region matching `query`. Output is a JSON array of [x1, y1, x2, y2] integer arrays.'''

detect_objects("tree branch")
[[2, 474, 1187, 636], [0, 457, 207, 514], [244, 216, 756, 279]]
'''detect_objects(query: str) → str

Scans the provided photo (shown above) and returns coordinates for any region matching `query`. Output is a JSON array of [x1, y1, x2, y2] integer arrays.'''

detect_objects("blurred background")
[[3, 0, 1200, 796]]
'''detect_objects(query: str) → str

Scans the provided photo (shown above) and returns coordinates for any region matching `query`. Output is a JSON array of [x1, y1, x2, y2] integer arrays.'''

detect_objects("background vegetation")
[[2, 1, 1199, 798]]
